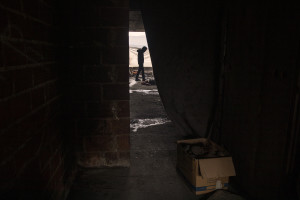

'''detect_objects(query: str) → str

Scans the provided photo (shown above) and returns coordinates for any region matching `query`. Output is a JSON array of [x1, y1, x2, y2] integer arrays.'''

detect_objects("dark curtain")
[[141, 0, 225, 137]]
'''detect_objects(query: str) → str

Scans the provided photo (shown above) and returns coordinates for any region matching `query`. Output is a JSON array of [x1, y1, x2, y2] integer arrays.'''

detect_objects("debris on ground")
[[204, 190, 245, 200], [181, 140, 230, 159], [141, 79, 156, 86], [129, 69, 153, 77], [129, 69, 138, 76]]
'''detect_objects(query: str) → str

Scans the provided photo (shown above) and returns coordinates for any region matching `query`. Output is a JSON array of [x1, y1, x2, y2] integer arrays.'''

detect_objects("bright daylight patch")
[[130, 118, 171, 132]]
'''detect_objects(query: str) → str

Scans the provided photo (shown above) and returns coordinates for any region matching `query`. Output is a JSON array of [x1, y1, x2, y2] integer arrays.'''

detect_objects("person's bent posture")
[[135, 46, 147, 81]]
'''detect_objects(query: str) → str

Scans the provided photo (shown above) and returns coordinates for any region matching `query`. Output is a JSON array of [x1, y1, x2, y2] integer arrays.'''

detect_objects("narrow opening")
[[129, 31, 153, 80], [129, 11, 171, 139], [129, 31, 170, 130], [127, 12, 193, 197]]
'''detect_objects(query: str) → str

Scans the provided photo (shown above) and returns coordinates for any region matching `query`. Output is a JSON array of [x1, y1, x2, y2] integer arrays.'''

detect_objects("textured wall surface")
[[1, 1, 299, 199], [0, 0, 76, 199], [62, 0, 130, 168], [0, 0, 130, 199]]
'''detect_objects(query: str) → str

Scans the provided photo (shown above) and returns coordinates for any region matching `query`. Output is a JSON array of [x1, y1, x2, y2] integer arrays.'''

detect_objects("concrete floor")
[[66, 73, 245, 200]]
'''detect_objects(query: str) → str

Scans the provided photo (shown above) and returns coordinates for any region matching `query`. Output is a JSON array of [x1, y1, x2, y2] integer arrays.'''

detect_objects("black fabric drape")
[[141, 1, 224, 137]]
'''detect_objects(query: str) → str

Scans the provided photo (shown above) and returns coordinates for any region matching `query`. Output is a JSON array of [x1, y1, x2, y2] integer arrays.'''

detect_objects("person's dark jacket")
[[137, 48, 146, 65]]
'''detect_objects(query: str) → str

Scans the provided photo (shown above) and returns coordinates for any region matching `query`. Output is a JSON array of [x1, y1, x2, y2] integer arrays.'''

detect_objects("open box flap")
[[198, 157, 236, 178]]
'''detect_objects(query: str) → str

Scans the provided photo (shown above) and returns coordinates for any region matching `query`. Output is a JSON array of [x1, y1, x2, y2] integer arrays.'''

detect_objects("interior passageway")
[[1, 1, 299, 200], [67, 73, 199, 200]]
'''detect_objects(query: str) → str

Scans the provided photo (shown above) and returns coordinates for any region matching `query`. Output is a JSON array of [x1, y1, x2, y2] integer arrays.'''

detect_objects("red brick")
[[84, 65, 129, 83], [38, 144, 53, 171], [14, 134, 44, 168], [10, 92, 31, 121], [41, 162, 54, 182], [107, 28, 128, 46], [84, 65, 110, 82], [13, 117, 41, 144], [75, 28, 107, 45], [47, 98, 61, 118], [51, 165, 64, 186], [70, 84, 102, 101], [78, 152, 106, 167], [22, 0, 41, 19], [15, 160, 47, 191], [2, 41, 28, 66], [87, 101, 129, 119], [74, 27, 128, 46], [33, 65, 54, 86], [0, 71, 13, 98], [6, 13, 31, 39], [77, 119, 107, 135], [41, 45, 56, 62], [31, 87, 45, 109], [17, 158, 41, 181], [86, 102, 113, 118], [65, 101, 85, 118], [77, 118, 129, 135], [74, 46, 102, 65], [115, 65, 130, 82], [0, 1, 22, 11], [0, 130, 20, 161], [117, 134, 129, 151], [0, 115, 45, 159], [83, 135, 115, 152], [0, 100, 12, 129], [14, 68, 33, 93], [45, 82, 58, 101], [100, 7, 129, 27], [25, 107, 47, 131], [0, 159, 17, 186], [118, 151, 130, 161], [38, 4, 55, 25], [102, 46, 128, 65], [91, 0, 129, 7], [105, 152, 118, 165], [110, 118, 130, 134], [50, 151, 62, 172], [6, 13, 48, 41], [115, 101, 130, 118], [103, 84, 129, 100]]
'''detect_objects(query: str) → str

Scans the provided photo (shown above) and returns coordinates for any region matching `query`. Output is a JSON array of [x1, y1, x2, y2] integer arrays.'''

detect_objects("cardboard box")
[[177, 138, 236, 195]]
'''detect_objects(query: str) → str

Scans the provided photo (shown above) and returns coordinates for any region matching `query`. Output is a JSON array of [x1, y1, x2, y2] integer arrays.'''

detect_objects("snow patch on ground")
[[130, 89, 159, 95], [129, 79, 137, 87], [130, 118, 171, 132]]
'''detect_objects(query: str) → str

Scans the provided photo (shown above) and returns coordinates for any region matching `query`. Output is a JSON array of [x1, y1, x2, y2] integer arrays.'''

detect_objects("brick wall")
[[2, 0, 131, 197], [64, 0, 130, 167], [0, 1, 76, 199]]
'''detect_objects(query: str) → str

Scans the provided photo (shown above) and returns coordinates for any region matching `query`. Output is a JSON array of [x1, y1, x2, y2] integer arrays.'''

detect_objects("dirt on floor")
[[66, 73, 246, 200]]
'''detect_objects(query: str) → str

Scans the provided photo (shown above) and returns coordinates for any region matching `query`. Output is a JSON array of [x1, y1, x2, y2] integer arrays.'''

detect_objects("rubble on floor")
[[181, 140, 230, 159], [204, 190, 246, 200], [141, 79, 156, 86]]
